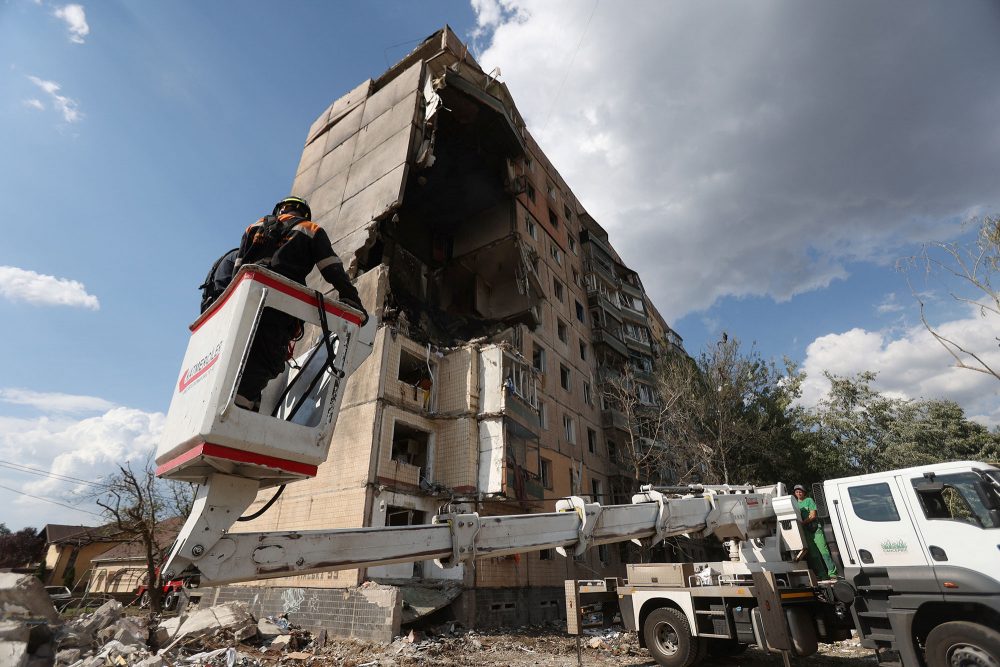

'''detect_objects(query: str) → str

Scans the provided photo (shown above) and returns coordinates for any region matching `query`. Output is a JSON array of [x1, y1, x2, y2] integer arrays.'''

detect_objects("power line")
[[0, 483, 103, 518], [0, 460, 106, 488], [542, 0, 600, 133]]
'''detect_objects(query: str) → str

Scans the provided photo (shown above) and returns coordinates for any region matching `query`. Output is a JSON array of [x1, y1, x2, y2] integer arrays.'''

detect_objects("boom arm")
[[163, 473, 793, 585]]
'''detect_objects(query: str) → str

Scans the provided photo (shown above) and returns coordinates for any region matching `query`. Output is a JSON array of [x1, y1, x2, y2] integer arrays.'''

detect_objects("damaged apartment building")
[[217, 27, 685, 637]]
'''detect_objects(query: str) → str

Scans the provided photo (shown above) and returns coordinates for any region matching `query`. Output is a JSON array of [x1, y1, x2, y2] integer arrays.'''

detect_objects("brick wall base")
[[203, 584, 401, 643], [465, 587, 566, 628]]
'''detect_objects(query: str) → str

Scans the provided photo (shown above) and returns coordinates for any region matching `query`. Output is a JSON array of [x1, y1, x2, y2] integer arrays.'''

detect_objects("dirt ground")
[[205, 626, 878, 667]]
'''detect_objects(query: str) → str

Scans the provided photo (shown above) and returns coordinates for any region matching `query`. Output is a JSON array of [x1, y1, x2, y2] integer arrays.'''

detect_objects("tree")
[[903, 214, 1000, 381], [655, 334, 804, 485], [801, 371, 1000, 476], [601, 365, 681, 485], [92, 459, 192, 612], [0, 526, 45, 568]]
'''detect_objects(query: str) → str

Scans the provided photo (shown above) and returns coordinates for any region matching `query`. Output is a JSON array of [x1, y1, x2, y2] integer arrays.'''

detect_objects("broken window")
[[398, 348, 435, 410], [584, 382, 593, 406], [607, 440, 617, 462], [524, 157, 534, 173], [591, 477, 603, 502], [539, 548, 554, 561], [575, 300, 585, 323], [540, 457, 552, 489], [538, 399, 547, 429], [560, 364, 571, 391], [547, 181, 557, 201], [548, 208, 559, 228], [587, 428, 598, 453], [527, 183, 536, 202], [563, 203, 573, 221], [391, 422, 431, 470], [590, 309, 602, 326], [557, 319, 568, 343], [568, 235, 577, 255], [578, 340, 587, 361], [532, 344, 546, 373], [553, 278, 565, 302], [386, 505, 427, 527], [526, 217, 537, 240], [563, 414, 576, 444], [504, 354, 537, 407], [572, 267, 581, 287]]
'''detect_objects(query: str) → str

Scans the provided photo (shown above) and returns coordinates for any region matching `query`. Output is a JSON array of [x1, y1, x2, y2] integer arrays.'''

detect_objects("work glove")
[[341, 297, 368, 325]]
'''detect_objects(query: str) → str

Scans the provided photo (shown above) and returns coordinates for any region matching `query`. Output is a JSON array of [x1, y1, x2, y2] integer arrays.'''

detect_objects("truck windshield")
[[927, 472, 1000, 529]]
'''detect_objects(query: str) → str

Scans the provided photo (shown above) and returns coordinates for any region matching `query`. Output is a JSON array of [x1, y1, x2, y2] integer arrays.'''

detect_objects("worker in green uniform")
[[793, 484, 838, 581]]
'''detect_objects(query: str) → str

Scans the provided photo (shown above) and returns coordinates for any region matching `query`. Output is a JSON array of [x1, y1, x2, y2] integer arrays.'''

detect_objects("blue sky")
[[2, 0, 999, 530]]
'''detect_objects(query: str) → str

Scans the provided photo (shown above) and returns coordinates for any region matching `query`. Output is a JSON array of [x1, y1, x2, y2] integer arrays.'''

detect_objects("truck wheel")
[[644, 607, 702, 667], [925, 622, 1000, 667], [163, 592, 178, 612], [139, 592, 150, 609]]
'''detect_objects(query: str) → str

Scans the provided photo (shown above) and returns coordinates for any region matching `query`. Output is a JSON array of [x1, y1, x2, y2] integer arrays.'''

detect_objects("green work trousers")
[[805, 527, 838, 579]]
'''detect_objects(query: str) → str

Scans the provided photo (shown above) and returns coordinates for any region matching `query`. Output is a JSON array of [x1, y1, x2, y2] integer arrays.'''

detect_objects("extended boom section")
[[164, 475, 793, 586]]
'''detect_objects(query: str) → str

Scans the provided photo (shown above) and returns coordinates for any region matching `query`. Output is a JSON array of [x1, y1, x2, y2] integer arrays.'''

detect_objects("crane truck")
[[155, 266, 1000, 667]]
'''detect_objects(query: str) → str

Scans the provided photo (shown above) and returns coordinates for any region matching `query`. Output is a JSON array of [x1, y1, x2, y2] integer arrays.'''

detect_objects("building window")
[[568, 235, 577, 255], [526, 217, 537, 240], [548, 208, 559, 228], [540, 458, 552, 489], [579, 340, 587, 361], [587, 428, 597, 453], [553, 278, 565, 302], [584, 382, 593, 406], [563, 414, 576, 443], [532, 344, 546, 373], [608, 440, 617, 462], [547, 181, 557, 200], [391, 422, 431, 470], [538, 399, 547, 430], [525, 157, 533, 173], [527, 182, 536, 202], [550, 242, 563, 266], [575, 300, 585, 323], [560, 364, 571, 391], [598, 544, 609, 563], [572, 267, 581, 287], [557, 319, 568, 343], [539, 548, 554, 561], [591, 477, 603, 502], [563, 203, 573, 220], [386, 505, 427, 527]]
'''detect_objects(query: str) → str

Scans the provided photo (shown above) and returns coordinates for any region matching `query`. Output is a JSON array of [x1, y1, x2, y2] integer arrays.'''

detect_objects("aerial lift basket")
[[155, 266, 374, 489]]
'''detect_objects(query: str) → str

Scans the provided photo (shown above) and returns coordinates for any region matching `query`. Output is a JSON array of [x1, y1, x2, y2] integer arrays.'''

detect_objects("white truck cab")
[[823, 461, 1000, 667]]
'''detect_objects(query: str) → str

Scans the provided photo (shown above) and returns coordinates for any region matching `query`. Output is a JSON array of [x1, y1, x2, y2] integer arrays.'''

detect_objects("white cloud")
[[0, 406, 164, 529], [0, 265, 99, 309], [52, 4, 89, 44], [471, 1, 1000, 320], [0, 388, 115, 414], [799, 307, 1000, 426], [876, 293, 905, 315], [27, 75, 82, 123], [23, 98, 44, 111]]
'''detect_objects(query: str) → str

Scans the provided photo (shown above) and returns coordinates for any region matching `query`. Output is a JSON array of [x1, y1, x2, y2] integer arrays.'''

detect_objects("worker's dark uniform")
[[235, 213, 362, 405]]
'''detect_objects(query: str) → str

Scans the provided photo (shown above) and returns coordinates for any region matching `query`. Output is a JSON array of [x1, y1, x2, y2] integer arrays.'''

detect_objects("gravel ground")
[[194, 626, 879, 667]]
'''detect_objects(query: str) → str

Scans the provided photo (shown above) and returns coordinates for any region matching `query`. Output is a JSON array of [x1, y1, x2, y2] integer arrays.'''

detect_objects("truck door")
[[905, 471, 1000, 589], [835, 478, 930, 570]]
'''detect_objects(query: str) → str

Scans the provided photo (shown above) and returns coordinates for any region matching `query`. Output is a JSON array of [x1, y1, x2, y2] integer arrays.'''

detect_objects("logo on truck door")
[[880, 539, 908, 553], [178, 342, 223, 393]]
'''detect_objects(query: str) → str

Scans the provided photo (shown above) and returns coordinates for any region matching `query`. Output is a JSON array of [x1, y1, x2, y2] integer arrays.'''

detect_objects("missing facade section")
[[385, 505, 427, 527]]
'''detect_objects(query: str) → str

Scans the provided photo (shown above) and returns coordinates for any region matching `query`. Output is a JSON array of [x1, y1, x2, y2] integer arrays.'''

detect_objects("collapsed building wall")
[[222, 26, 675, 633]]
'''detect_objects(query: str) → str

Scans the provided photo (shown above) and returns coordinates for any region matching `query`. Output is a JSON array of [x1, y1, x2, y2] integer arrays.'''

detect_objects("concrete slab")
[[362, 62, 422, 126], [355, 92, 420, 161], [343, 127, 411, 202], [0, 640, 28, 667], [0, 574, 59, 622], [323, 104, 364, 156], [315, 133, 357, 194], [167, 602, 256, 647], [309, 169, 348, 222]]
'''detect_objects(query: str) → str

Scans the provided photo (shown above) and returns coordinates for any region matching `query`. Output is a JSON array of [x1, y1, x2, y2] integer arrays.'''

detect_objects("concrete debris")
[[255, 616, 288, 639], [0, 573, 60, 622], [0, 638, 29, 667], [162, 601, 257, 651]]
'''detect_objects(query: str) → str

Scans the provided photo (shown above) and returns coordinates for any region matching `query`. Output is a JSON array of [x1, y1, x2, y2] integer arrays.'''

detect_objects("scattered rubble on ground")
[[1, 573, 877, 666]]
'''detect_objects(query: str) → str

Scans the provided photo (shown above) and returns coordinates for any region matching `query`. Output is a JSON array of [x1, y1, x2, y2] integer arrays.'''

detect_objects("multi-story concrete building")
[[215, 27, 684, 638]]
